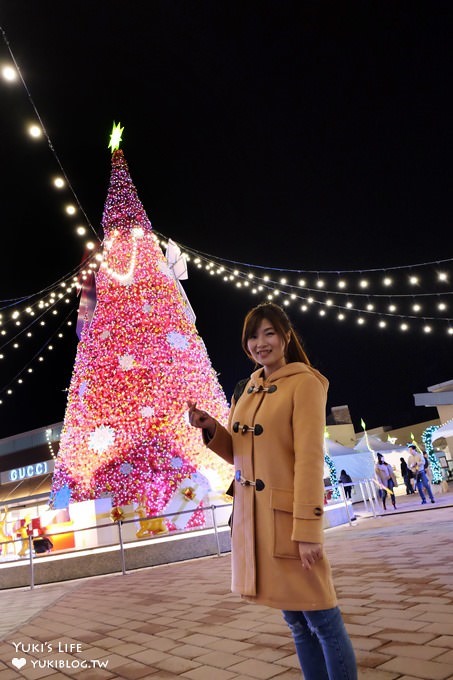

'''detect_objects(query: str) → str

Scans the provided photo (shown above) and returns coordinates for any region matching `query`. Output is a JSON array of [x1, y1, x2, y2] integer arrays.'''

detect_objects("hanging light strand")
[[0, 303, 77, 400], [0, 25, 100, 243]]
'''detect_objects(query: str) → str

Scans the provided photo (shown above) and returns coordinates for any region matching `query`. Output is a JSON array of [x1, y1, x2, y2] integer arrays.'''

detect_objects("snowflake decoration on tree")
[[171, 456, 183, 469], [142, 303, 152, 313], [120, 462, 133, 476], [140, 406, 155, 418], [119, 354, 135, 370], [88, 425, 116, 454], [167, 331, 189, 350]]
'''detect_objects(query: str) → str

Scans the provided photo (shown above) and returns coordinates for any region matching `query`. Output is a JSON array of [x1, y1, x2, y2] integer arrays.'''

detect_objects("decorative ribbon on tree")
[[165, 239, 196, 323]]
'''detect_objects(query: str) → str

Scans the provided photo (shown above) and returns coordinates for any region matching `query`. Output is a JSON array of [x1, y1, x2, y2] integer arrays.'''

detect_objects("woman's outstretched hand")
[[187, 400, 216, 438]]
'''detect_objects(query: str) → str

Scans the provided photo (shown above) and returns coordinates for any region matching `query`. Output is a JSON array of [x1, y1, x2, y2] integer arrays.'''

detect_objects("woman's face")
[[246, 318, 288, 377]]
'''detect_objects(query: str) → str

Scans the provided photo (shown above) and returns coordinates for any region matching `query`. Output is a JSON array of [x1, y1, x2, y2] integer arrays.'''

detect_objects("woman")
[[400, 457, 414, 495], [375, 453, 397, 510], [339, 470, 353, 500], [188, 302, 357, 680]]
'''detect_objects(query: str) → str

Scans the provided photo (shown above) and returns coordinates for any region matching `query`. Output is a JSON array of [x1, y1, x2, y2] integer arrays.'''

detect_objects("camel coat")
[[375, 462, 397, 487], [206, 363, 337, 611]]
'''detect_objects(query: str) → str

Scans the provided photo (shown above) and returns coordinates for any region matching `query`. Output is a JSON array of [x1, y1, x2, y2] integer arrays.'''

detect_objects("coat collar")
[[249, 362, 329, 390]]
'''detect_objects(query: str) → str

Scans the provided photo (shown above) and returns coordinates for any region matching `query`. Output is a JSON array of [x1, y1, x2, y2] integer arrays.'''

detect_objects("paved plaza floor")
[[0, 484, 452, 679]]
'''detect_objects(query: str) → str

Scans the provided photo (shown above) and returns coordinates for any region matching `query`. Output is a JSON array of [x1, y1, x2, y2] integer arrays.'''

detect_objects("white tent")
[[431, 420, 453, 442], [349, 433, 414, 489], [325, 438, 375, 493], [325, 439, 357, 456], [353, 433, 407, 454]]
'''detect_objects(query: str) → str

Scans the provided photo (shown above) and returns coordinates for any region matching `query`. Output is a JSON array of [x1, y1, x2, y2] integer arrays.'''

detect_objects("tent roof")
[[325, 439, 358, 456], [431, 420, 453, 442], [353, 433, 407, 453]]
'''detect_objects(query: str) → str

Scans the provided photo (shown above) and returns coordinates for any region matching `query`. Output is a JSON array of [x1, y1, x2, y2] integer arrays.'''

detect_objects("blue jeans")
[[416, 470, 434, 502], [282, 607, 357, 679]]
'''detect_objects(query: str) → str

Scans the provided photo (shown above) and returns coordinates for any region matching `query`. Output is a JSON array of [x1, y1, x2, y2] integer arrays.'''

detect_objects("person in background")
[[374, 453, 397, 510], [0, 507, 13, 556], [339, 470, 353, 500], [33, 534, 53, 554], [188, 302, 357, 680], [423, 451, 433, 483], [400, 457, 415, 495], [408, 445, 435, 504]]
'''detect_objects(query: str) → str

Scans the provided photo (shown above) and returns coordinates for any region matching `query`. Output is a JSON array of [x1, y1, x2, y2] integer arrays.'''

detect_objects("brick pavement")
[[0, 489, 452, 679]]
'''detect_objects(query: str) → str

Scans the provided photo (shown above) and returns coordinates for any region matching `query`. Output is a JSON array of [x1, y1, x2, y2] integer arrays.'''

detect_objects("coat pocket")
[[270, 488, 299, 559]]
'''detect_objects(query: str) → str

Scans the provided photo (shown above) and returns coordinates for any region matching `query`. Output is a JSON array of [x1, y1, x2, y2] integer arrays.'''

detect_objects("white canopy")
[[325, 439, 357, 456], [353, 433, 407, 454], [431, 420, 453, 442]]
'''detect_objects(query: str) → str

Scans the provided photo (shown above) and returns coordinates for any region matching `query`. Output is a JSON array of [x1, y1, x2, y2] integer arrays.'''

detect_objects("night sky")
[[0, 1, 452, 439]]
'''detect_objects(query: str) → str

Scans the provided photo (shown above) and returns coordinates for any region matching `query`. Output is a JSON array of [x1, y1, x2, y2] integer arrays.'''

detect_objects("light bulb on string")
[[28, 124, 42, 138], [2, 65, 17, 81]]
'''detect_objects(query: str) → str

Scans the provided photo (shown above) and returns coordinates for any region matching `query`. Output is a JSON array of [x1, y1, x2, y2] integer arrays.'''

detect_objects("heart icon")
[[12, 658, 27, 669]]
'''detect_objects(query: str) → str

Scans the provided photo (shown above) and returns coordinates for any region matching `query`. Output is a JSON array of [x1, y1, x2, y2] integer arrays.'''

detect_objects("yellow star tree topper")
[[108, 122, 124, 152]]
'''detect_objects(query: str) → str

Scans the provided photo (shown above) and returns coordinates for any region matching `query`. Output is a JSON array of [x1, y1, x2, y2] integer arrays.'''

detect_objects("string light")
[[0, 262, 97, 405], [28, 123, 42, 138], [1, 30, 452, 342], [1, 64, 17, 81], [0, 28, 101, 249], [0, 26, 451, 423], [145, 232, 452, 334], [45, 428, 59, 460], [421, 426, 443, 484]]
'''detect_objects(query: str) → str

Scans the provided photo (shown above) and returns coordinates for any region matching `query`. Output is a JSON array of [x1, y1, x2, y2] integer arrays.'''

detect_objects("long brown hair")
[[241, 302, 311, 366]]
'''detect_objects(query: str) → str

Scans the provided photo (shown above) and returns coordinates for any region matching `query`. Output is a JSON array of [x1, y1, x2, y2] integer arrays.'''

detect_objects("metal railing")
[[325, 477, 381, 521], [0, 478, 383, 590], [0, 502, 233, 590]]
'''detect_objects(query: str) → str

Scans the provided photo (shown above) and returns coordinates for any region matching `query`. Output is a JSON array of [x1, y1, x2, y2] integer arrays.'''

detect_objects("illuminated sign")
[[0, 460, 55, 485]]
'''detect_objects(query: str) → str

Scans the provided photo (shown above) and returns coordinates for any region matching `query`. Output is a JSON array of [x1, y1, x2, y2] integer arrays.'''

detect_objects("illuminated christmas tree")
[[50, 130, 232, 527]]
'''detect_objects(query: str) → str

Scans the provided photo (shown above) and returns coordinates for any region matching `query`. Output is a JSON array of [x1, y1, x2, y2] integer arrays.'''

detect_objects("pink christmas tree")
[[50, 142, 232, 528]]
